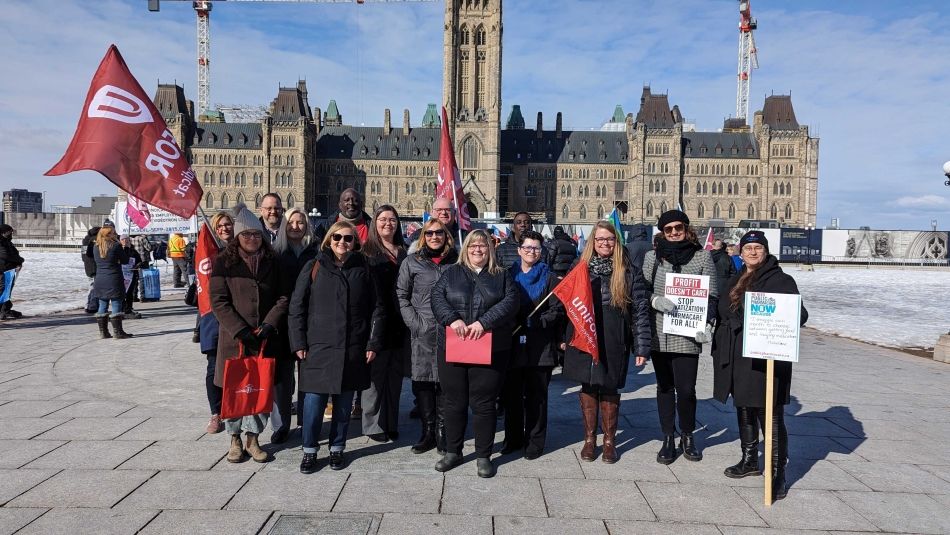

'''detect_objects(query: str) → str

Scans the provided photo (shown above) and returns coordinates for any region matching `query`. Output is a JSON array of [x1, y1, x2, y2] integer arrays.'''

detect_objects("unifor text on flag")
[[45, 45, 202, 219], [552, 261, 600, 363]]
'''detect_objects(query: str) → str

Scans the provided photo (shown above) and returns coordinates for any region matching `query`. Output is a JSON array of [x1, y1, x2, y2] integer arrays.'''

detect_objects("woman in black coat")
[[430, 229, 519, 478], [560, 221, 651, 464], [90, 226, 132, 339], [500, 230, 562, 460], [289, 221, 385, 473], [712, 231, 808, 501]]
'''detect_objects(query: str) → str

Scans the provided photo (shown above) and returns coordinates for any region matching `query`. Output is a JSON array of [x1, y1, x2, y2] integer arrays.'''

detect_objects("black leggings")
[[501, 366, 554, 453], [205, 352, 222, 415], [438, 361, 505, 458], [652, 352, 699, 435]]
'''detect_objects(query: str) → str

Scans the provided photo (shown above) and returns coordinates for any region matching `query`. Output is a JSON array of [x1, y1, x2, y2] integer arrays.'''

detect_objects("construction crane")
[[147, 0, 436, 118], [735, 0, 759, 123]]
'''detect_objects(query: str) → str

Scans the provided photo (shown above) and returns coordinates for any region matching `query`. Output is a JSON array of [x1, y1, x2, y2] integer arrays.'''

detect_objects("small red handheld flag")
[[552, 261, 600, 363], [45, 45, 203, 219], [435, 106, 471, 231], [194, 223, 219, 317]]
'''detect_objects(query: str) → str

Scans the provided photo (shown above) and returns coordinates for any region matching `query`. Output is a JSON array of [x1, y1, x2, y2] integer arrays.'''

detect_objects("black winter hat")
[[0, 224, 12, 235], [739, 230, 769, 252], [657, 209, 690, 230]]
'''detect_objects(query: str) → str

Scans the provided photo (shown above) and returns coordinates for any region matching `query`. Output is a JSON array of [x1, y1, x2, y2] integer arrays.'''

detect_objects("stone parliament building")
[[155, 0, 818, 227]]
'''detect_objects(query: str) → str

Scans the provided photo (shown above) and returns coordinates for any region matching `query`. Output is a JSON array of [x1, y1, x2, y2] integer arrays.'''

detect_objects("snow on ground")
[[8, 252, 949, 349]]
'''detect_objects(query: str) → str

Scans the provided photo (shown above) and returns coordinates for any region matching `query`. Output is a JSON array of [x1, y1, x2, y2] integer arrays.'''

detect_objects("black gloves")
[[255, 323, 276, 339]]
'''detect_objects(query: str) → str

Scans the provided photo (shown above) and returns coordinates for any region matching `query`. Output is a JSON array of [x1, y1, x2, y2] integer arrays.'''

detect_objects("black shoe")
[[724, 450, 761, 478], [434, 453, 463, 472], [387, 431, 399, 441], [84, 308, 97, 314], [773, 468, 788, 500], [524, 449, 543, 460], [271, 428, 288, 445], [476, 457, 495, 478], [6, 309, 22, 319], [367, 432, 388, 443], [411, 424, 437, 454], [299, 452, 318, 474], [499, 442, 523, 455], [328, 451, 345, 470], [680, 433, 702, 462], [656, 434, 679, 465]]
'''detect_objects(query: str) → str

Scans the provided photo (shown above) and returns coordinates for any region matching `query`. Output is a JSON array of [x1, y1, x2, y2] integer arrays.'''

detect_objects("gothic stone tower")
[[442, 0, 502, 218]]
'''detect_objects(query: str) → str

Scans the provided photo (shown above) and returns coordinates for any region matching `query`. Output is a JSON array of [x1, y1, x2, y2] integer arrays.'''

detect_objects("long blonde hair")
[[458, 229, 502, 275], [96, 227, 118, 258], [274, 207, 313, 255], [580, 221, 631, 308]]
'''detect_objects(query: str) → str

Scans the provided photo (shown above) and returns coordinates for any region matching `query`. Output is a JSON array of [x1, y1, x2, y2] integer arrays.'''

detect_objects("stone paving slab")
[[440, 475, 547, 517], [0, 400, 77, 418], [834, 490, 950, 534], [376, 512, 491, 535], [577, 450, 679, 483], [540, 478, 655, 521], [7, 469, 154, 509], [0, 469, 58, 505], [734, 487, 877, 531], [118, 440, 225, 471], [226, 471, 348, 511], [334, 473, 442, 514], [832, 460, 950, 494], [116, 470, 251, 510], [138, 509, 271, 534], [0, 385, 74, 401], [34, 416, 146, 441], [494, 515, 608, 535], [259, 511, 382, 534], [0, 440, 65, 469], [637, 481, 766, 526], [607, 520, 724, 534], [0, 507, 46, 535], [0, 417, 70, 440], [12, 508, 159, 535], [23, 440, 151, 470]]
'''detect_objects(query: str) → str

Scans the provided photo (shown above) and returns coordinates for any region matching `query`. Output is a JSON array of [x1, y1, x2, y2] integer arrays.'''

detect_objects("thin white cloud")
[[894, 195, 950, 209]]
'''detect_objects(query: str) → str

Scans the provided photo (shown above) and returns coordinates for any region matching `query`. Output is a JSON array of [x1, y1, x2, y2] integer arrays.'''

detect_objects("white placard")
[[113, 201, 198, 235], [661, 273, 710, 337], [742, 292, 802, 362]]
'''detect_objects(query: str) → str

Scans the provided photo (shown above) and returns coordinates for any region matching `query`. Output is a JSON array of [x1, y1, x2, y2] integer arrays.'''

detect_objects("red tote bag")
[[220, 341, 275, 420]]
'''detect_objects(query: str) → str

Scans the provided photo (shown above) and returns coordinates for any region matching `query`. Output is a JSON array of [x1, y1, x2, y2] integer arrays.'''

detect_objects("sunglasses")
[[331, 233, 355, 243], [424, 229, 446, 237], [663, 223, 685, 234]]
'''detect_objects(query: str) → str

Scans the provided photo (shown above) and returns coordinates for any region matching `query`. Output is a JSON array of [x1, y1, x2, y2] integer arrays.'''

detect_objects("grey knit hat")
[[230, 203, 264, 236]]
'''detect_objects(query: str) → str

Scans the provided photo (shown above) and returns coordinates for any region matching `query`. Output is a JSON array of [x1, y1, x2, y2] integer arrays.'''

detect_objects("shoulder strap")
[[310, 259, 321, 282], [651, 254, 660, 287]]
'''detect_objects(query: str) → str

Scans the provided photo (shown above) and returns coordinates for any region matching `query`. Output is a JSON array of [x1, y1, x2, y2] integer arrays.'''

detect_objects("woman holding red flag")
[[560, 221, 651, 464]]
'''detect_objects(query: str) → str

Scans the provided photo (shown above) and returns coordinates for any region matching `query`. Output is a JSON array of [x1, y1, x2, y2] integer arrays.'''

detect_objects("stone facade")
[[169, 0, 818, 227]]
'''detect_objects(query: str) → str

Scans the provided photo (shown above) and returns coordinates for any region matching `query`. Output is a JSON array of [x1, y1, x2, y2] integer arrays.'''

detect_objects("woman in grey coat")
[[90, 225, 132, 339], [396, 219, 458, 455], [643, 210, 718, 465]]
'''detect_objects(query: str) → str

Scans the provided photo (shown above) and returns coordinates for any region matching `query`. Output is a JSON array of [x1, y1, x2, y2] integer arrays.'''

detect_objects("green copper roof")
[[611, 104, 625, 123], [506, 104, 525, 130], [325, 100, 340, 119], [421, 103, 440, 128]]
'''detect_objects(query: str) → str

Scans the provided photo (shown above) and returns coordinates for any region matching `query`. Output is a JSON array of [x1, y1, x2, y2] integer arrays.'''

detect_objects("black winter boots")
[[96, 316, 112, 339], [724, 407, 761, 478], [110, 315, 133, 339]]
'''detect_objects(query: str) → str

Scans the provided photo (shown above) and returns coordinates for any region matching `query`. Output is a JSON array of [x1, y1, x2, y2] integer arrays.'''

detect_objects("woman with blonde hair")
[[91, 224, 133, 339], [561, 220, 651, 464], [430, 229, 519, 477], [397, 219, 457, 454]]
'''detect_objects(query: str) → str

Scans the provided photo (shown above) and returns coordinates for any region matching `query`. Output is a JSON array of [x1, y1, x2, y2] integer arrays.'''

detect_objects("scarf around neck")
[[588, 256, 614, 278], [656, 238, 700, 268], [238, 247, 263, 276], [511, 260, 549, 304]]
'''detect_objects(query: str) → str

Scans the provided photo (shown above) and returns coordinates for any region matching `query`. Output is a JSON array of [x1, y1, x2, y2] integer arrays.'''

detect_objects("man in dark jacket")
[[313, 188, 372, 245], [130, 234, 152, 302], [82, 226, 102, 313], [0, 224, 25, 319], [544, 226, 577, 276], [258, 193, 284, 244], [495, 212, 548, 269], [625, 224, 654, 270], [710, 239, 737, 299], [119, 235, 144, 319], [408, 197, 468, 252]]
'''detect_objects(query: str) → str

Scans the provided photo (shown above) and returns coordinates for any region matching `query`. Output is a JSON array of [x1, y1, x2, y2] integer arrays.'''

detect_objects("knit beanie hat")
[[230, 203, 264, 236], [657, 209, 690, 230], [739, 230, 769, 252]]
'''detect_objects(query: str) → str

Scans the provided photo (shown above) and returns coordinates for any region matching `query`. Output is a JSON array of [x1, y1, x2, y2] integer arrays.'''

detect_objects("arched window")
[[786, 181, 792, 195], [684, 182, 689, 195], [649, 181, 654, 194], [236, 193, 245, 206], [203, 171, 210, 186], [584, 185, 589, 197], [746, 183, 752, 195], [475, 25, 486, 46], [697, 203, 705, 218], [407, 201, 414, 213], [702, 182, 708, 195], [660, 201, 668, 213], [770, 203, 778, 219], [255, 193, 262, 208], [752, 183, 758, 195], [205, 192, 214, 209], [286, 193, 295, 209], [225, 172, 231, 187], [562, 204, 569, 219], [567, 185, 572, 197], [579, 205, 587, 219], [462, 137, 478, 169], [646, 201, 654, 218], [784, 204, 792, 220], [728, 203, 736, 219], [661, 180, 667, 194], [747, 204, 755, 219], [460, 25, 470, 45], [220, 192, 230, 208], [713, 203, 721, 219], [727, 182, 733, 195], [696, 181, 701, 194], [774, 183, 779, 195], [288, 173, 293, 187], [597, 205, 605, 219]]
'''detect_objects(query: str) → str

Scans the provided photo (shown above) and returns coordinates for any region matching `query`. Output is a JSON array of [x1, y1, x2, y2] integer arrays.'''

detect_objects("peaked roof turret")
[[610, 104, 625, 123], [421, 104, 441, 128], [635, 86, 675, 128], [325, 99, 342, 126], [761, 95, 799, 130], [153, 84, 191, 121], [506, 105, 526, 129]]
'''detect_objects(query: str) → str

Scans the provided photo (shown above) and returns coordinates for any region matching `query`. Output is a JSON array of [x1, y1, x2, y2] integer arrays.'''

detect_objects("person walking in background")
[[711, 239, 737, 300], [258, 192, 284, 244], [0, 224, 24, 320], [560, 221, 651, 464], [500, 230, 562, 460], [270, 207, 318, 444], [210, 205, 289, 463], [90, 225, 133, 339], [198, 210, 235, 435], [289, 221, 385, 473], [118, 235, 143, 320], [82, 226, 101, 314], [728, 243, 744, 271], [360, 205, 408, 443], [169, 231, 188, 288], [430, 229, 519, 478], [643, 210, 718, 465], [544, 225, 578, 277], [130, 234, 153, 302], [495, 212, 547, 269], [712, 231, 808, 501], [625, 225, 654, 270], [397, 219, 458, 455]]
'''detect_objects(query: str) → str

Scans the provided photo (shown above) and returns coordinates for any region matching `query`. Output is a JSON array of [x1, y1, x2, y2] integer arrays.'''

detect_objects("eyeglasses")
[[743, 245, 765, 253], [519, 246, 541, 253], [261, 207, 284, 213], [331, 233, 355, 243], [593, 237, 617, 244], [467, 244, 488, 250], [239, 232, 262, 240], [215, 223, 233, 229], [377, 218, 398, 225], [424, 229, 446, 237], [662, 223, 685, 235], [434, 208, 452, 213]]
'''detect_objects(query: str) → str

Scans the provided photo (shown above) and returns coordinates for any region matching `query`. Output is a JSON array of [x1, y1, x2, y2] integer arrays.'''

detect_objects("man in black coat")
[[625, 225, 654, 270], [0, 224, 25, 320], [313, 188, 373, 245], [258, 193, 284, 244], [544, 226, 577, 276], [407, 197, 468, 253], [495, 212, 548, 269], [82, 226, 102, 313], [709, 239, 737, 300]]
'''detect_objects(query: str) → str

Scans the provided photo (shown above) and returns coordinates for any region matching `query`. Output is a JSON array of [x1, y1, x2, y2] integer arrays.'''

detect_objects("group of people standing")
[[193, 193, 806, 501]]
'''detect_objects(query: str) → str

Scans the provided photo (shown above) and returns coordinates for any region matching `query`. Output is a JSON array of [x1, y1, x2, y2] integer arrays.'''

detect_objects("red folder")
[[445, 327, 492, 365]]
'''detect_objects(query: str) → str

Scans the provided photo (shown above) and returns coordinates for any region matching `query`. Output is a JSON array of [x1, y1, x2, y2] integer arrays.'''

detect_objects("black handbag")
[[184, 282, 198, 307]]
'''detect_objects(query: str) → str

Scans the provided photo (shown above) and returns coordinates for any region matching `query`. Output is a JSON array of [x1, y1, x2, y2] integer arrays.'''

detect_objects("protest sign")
[[661, 273, 710, 337], [742, 292, 802, 363], [114, 201, 198, 235]]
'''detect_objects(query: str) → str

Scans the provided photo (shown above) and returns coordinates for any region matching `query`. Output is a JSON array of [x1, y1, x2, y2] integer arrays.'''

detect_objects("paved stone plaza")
[[0, 299, 949, 534]]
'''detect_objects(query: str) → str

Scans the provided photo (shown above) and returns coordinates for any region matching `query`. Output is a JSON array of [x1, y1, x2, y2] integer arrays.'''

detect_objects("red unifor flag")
[[551, 261, 601, 363], [126, 194, 152, 230], [194, 223, 219, 317], [435, 106, 471, 231], [45, 45, 202, 218]]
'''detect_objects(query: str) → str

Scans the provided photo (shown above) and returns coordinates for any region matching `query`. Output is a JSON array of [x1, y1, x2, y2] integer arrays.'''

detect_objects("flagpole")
[[197, 206, 223, 249], [512, 289, 556, 335], [451, 188, 464, 246]]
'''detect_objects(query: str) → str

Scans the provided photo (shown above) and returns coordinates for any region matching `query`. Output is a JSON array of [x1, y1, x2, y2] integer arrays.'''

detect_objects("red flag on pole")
[[551, 261, 600, 363], [435, 106, 471, 231], [126, 194, 153, 230], [194, 223, 218, 317], [703, 227, 715, 250], [45, 45, 203, 218]]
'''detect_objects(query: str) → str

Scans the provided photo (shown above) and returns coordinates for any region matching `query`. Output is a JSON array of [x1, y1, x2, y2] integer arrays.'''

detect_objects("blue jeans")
[[301, 391, 355, 454], [96, 298, 123, 316]]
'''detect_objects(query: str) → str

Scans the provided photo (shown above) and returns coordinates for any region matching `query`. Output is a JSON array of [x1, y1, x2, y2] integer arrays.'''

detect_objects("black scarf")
[[588, 256, 614, 277], [656, 238, 701, 268]]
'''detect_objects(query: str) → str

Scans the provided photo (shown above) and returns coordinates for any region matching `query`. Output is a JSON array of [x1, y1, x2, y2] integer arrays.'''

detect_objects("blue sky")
[[2, 0, 949, 229]]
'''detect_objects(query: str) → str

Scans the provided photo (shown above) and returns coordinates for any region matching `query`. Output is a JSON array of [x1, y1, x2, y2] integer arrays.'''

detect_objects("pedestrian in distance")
[[642, 210, 719, 465], [118, 235, 143, 319], [82, 226, 101, 314], [289, 221, 385, 473], [544, 225, 578, 277], [430, 229, 519, 478], [0, 224, 24, 320], [560, 221, 651, 464], [396, 219, 458, 455], [169, 231, 188, 287], [210, 205, 289, 463], [360, 205, 408, 444], [712, 230, 808, 501], [129, 234, 153, 302], [500, 230, 562, 460], [711, 238, 737, 300], [90, 225, 133, 339]]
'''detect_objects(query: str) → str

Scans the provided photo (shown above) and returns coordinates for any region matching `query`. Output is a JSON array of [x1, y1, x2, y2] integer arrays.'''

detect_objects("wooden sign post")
[[763, 359, 775, 506]]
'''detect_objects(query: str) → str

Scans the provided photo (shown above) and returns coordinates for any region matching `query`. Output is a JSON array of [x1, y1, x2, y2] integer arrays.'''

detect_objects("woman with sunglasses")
[[210, 205, 289, 464], [500, 230, 563, 460], [642, 210, 718, 465], [430, 229, 518, 478], [397, 220, 458, 455], [289, 221, 385, 473], [360, 205, 408, 443], [561, 221, 651, 464]]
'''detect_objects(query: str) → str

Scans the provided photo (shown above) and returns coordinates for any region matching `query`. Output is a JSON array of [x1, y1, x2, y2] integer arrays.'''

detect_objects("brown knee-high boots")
[[579, 392, 599, 461], [599, 394, 620, 464]]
